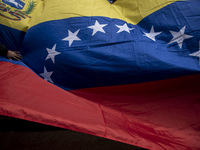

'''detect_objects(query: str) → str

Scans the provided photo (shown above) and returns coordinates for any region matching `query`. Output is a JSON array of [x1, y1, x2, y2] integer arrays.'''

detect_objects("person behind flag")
[[107, 0, 116, 4], [0, 43, 22, 61]]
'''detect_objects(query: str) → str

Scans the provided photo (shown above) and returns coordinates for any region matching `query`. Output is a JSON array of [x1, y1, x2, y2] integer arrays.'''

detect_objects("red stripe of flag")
[[0, 61, 200, 150]]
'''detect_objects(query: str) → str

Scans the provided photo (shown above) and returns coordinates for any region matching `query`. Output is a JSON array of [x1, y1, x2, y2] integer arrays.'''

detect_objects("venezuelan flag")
[[1, 0, 200, 149]]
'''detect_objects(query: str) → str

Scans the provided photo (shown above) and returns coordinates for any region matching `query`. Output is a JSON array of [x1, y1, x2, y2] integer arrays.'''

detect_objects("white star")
[[143, 26, 162, 42], [40, 66, 54, 83], [87, 20, 107, 36], [115, 23, 134, 33], [168, 26, 193, 49], [189, 41, 200, 64], [45, 44, 60, 63], [62, 29, 81, 47]]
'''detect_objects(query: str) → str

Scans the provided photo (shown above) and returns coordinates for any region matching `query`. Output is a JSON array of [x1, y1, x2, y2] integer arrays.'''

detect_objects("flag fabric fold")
[[1, 0, 200, 149]]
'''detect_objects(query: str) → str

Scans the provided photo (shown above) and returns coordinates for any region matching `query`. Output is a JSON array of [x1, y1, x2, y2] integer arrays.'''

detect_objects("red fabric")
[[0, 61, 200, 150]]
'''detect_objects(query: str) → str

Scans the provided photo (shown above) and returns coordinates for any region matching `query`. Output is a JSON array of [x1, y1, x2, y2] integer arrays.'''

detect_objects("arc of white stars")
[[62, 29, 81, 47], [40, 66, 54, 83], [115, 23, 134, 33], [143, 26, 162, 42], [87, 20, 107, 36], [45, 44, 60, 63], [168, 26, 193, 49], [189, 41, 200, 65]]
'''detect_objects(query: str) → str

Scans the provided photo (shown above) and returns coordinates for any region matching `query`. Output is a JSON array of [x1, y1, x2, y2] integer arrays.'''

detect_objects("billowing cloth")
[[0, 0, 200, 149]]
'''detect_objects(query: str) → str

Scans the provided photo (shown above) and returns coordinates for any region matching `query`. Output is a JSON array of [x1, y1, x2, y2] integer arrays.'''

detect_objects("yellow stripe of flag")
[[0, 0, 181, 32]]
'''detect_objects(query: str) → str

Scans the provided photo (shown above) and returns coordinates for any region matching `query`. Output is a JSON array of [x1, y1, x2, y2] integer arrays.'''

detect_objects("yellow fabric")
[[0, 0, 41, 31], [0, 0, 180, 32]]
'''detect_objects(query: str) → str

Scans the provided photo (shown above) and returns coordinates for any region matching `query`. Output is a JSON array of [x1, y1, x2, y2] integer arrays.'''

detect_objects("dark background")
[[0, 115, 147, 150]]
